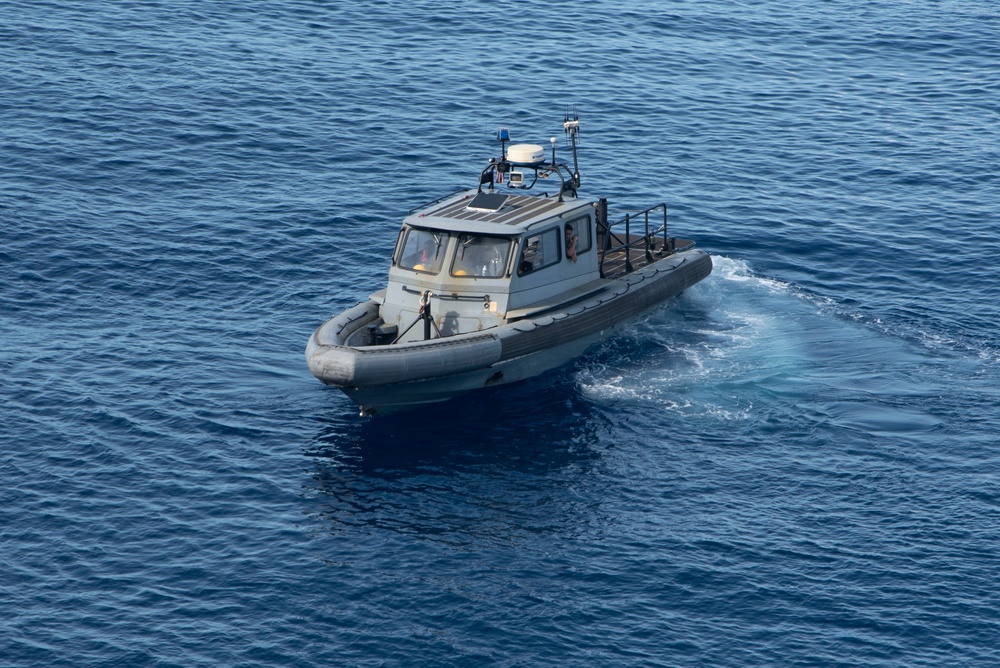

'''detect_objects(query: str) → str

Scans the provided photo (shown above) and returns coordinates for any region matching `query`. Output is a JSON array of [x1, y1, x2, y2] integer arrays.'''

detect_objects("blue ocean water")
[[3, 0, 999, 665]]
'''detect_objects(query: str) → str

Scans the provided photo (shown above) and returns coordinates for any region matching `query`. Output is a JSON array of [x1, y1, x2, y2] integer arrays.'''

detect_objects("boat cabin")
[[378, 188, 600, 343]]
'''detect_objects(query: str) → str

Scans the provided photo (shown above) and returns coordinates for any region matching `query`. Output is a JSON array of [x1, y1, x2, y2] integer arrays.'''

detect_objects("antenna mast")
[[563, 110, 581, 190]]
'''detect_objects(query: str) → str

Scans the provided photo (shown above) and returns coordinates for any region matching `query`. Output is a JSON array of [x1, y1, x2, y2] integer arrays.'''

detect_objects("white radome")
[[507, 143, 546, 166]]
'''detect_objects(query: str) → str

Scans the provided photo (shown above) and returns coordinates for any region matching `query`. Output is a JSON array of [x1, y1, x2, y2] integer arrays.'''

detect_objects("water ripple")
[[4, 0, 1000, 665]]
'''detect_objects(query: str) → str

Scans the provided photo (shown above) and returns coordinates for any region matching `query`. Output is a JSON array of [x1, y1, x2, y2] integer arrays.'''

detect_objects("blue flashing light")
[[496, 127, 510, 142]]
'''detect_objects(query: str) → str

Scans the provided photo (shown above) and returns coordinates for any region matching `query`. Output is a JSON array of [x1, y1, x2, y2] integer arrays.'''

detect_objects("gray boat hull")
[[306, 249, 712, 415]]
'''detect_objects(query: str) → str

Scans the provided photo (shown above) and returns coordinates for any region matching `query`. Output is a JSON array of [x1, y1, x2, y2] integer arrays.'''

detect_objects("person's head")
[[565, 224, 573, 237]]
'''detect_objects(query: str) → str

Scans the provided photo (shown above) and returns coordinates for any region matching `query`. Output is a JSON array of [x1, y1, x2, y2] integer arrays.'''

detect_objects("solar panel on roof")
[[466, 192, 508, 213]]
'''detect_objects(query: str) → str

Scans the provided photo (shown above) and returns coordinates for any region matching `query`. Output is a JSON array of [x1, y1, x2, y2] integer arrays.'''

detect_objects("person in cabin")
[[565, 223, 578, 263], [411, 238, 439, 272]]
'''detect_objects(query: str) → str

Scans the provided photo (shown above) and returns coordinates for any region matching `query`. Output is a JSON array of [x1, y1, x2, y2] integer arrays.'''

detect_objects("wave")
[[574, 255, 996, 431]]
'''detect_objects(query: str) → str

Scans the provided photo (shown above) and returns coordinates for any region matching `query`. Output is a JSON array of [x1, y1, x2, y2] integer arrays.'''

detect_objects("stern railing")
[[598, 202, 673, 278]]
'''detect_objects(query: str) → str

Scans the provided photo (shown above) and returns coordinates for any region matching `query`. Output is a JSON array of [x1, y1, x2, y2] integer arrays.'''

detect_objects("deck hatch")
[[467, 192, 508, 212]]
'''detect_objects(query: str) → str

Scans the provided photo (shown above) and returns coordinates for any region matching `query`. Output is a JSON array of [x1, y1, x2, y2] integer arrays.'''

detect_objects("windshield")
[[398, 227, 449, 274], [451, 234, 512, 278]]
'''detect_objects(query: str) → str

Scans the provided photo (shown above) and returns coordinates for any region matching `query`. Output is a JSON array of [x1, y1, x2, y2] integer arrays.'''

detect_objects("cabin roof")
[[403, 189, 592, 235]]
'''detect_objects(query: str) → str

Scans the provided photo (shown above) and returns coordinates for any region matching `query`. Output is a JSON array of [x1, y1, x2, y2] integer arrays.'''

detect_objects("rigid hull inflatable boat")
[[306, 117, 712, 415]]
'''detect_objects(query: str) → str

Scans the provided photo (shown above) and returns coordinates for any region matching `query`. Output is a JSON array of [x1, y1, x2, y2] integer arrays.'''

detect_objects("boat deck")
[[600, 235, 696, 279]]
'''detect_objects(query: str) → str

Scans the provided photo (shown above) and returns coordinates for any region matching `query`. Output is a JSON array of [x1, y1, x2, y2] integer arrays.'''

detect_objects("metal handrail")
[[598, 203, 669, 276]]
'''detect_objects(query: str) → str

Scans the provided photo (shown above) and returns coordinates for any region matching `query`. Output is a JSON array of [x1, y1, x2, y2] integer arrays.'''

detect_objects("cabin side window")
[[517, 227, 561, 276], [450, 234, 512, 278], [398, 227, 449, 274]]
